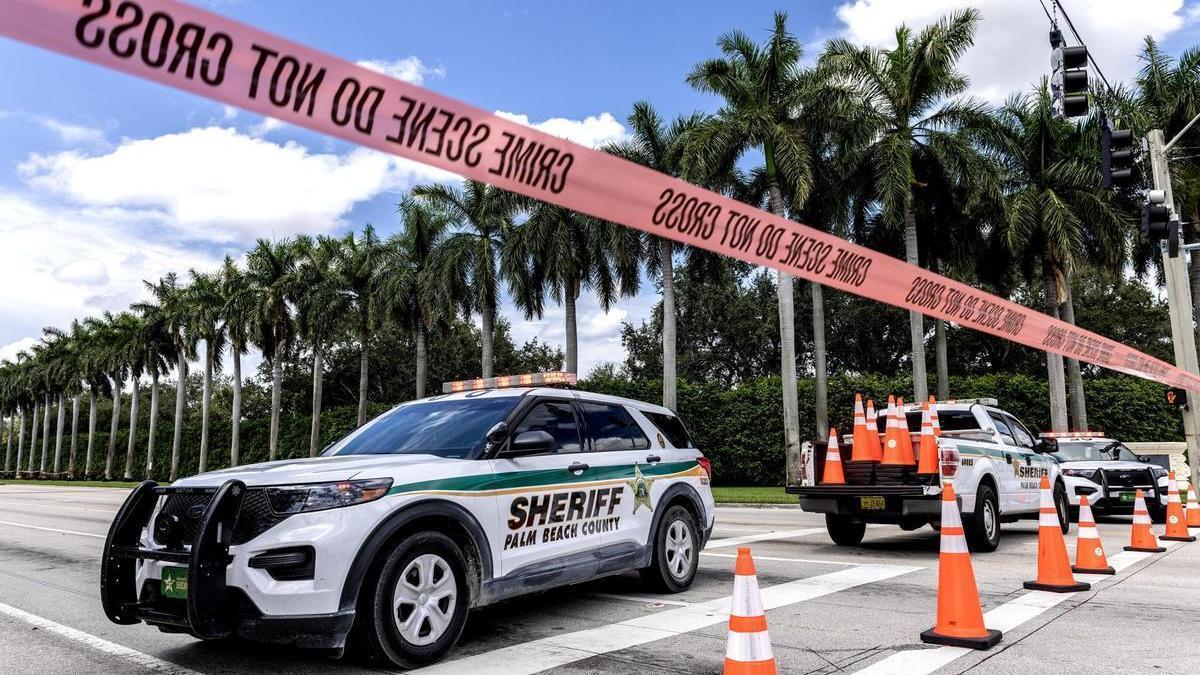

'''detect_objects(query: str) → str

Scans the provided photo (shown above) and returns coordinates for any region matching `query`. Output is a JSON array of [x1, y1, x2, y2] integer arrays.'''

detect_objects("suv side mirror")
[[485, 422, 509, 445], [1034, 439, 1052, 454], [500, 430, 555, 457], [1138, 455, 1150, 463]]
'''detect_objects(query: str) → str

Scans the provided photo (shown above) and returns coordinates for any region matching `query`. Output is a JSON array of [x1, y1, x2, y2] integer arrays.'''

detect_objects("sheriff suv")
[[1047, 432, 1170, 522], [788, 398, 1068, 552], [100, 373, 715, 668]]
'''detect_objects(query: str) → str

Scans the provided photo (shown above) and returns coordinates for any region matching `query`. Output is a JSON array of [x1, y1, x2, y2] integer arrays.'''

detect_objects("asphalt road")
[[0, 484, 1197, 674]]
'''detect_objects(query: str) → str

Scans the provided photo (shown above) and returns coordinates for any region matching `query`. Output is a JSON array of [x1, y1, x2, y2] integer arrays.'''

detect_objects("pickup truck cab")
[[1047, 432, 1169, 523], [787, 398, 1068, 552]]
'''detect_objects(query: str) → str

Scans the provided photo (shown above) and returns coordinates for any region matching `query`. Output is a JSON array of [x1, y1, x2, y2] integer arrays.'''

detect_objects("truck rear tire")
[[825, 515, 866, 546], [966, 485, 1000, 553]]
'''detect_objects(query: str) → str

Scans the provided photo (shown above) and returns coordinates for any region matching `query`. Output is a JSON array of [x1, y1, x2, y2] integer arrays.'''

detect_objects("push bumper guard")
[[1091, 468, 1162, 511]]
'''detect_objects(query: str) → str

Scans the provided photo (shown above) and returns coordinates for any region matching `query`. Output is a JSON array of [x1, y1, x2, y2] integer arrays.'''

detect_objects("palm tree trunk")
[[231, 348, 241, 467], [1190, 212, 1200, 339], [768, 178, 802, 486], [40, 393, 51, 474], [3, 414, 11, 475], [415, 317, 428, 399], [811, 281, 828, 437], [903, 191, 928, 401], [661, 239, 678, 411], [934, 320, 949, 400], [309, 345, 324, 457], [481, 302, 495, 379], [146, 370, 159, 478], [1060, 280, 1087, 431], [198, 340, 213, 473], [269, 343, 283, 461], [357, 320, 370, 427], [123, 376, 139, 479], [565, 277, 580, 374], [170, 357, 187, 482], [68, 392, 80, 478], [53, 392, 66, 475], [105, 382, 121, 480], [1043, 260, 1069, 432], [14, 409, 24, 478], [28, 399, 39, 474], [85, 386, 97, 478]]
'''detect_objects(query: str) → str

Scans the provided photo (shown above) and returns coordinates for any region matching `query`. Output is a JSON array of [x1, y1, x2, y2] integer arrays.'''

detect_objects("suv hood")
[[1059, 460, 1156, 471], [172, 454, 446, 488]]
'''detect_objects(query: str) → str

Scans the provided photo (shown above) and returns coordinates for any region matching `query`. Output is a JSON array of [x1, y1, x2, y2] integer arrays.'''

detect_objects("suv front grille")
[[154, 488, 290, 550], [1102, 468, 1154, 489]]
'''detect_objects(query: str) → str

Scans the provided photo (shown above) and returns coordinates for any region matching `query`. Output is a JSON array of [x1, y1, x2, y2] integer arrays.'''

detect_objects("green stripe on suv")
[[386, 460, 698, 497]]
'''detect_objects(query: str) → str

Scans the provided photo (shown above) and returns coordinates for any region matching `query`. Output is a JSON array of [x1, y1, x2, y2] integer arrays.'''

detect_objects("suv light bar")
[[442, 371, 578, 393], [1039, 431, 1106, 439], [900, 397, 998, 408]]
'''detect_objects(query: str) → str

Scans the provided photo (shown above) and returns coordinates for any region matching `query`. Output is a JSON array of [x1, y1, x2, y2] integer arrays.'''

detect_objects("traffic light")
[[1102, 125, 1134, 188], [1142, 189, 1180, 257], [1050, 30, 1089, 119]]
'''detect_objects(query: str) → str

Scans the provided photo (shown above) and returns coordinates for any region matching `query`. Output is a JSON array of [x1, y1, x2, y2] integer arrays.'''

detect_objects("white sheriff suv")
[[789, 399, 1069, 552], [100, 373, 715, 668], [1046, 432, 1170, 522]]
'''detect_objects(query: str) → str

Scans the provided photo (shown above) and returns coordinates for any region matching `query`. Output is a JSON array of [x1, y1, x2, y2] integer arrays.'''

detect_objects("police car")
[[1046, 431, 1170, 522], [100, 373, 715, 668]]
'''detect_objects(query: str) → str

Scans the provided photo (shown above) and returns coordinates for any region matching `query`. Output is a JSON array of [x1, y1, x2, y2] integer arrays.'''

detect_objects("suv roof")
[[424, 387, 676, 416]]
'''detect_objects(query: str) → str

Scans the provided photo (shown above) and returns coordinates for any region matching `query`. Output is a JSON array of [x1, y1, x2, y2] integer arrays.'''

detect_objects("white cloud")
[[222, 105, 238, 120], [0, 337, 38, 363], [356, 56, 446, 85], [38, 116, 107, 145], [52, 258, 110, 286], [834, 0, 1198, 102], [494, 111, 627, 148], [248, 116, 286, 137]]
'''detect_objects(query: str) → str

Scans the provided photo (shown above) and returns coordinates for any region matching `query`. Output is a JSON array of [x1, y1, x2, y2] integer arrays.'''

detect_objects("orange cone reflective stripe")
[[920, 483, 1002, 649], [724, 548, 776, 675], [882, 396, 915, 466], [929, 400, 942, 437], [916, 402, 939, 476], [1124, 489, 1166, 553], [1071, 495, 1114, 575], [1023, 476, 1090, 592], [822, 427, 845, 485], [1160, 471, 1196, 542], [864, 398, 883, 462], [852, 394, 880, 463], [1185, 482, 1200, 528]]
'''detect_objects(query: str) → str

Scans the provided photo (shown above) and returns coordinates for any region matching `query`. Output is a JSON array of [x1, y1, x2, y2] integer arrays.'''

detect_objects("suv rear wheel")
[[825, 514, 866, 546], [640, 504, 700, 592], [966, 484, 1000, 552]]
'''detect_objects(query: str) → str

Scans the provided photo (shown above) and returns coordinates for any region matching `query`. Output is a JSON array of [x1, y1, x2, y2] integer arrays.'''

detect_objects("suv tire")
[[640, 504, 700, 592], [358, 531, 470, 669], [966, 484, 1000, 552], [825, 514, 866, 546], [1053, 482, 1071, 534]]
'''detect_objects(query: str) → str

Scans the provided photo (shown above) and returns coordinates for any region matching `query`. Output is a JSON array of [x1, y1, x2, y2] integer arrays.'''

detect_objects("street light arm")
[[1163, 110, 1200, 154]]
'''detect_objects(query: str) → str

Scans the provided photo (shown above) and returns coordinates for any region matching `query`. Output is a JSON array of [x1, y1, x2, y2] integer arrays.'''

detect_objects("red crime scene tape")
[[2, 0, 1197, 391]]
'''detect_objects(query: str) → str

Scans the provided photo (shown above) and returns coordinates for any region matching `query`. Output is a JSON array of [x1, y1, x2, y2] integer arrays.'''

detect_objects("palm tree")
[[114, 313, 150, 481], [185, 271, 227, 474], [219, 255, 254, 467], [323, 226, 384, 427], [381, 198, 451, 399], [135, 296, 175, 479], [817, 9, 991, 401], [414, 180, 518, 379], [983, 85, 1128, 430], [247, 238, 301, 460], [136, 274, 192, 481], [83, 312, 127, 480], [74, 320, 109, 478], [38, 327, 74, 476], [684, 11, 812, 484], [296, 235, 349, 456]]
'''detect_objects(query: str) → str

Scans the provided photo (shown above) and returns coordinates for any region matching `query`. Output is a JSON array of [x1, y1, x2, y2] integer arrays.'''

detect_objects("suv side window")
[[580, 402, 651, 451], [1004, 414, 1036, 449], [512, 400, 582, 454], [644, 411, 693, 448], [988, 412, 1017, 446]]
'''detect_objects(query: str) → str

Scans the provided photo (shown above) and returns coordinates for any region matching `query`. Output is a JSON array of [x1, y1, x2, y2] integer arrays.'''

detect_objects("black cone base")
[[1023, 580, 1090, 592], [1160, 534, 1196, 542], [1124, 545, 1167, 553], [1072, 565, 1115, 575], [920, 627, 1002, 650]]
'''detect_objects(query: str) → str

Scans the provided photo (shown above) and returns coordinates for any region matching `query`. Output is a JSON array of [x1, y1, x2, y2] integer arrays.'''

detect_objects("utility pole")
[[1147, 129, 1200, 489]]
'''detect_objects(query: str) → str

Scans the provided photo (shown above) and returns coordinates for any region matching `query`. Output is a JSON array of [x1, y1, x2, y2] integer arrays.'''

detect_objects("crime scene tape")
[[3, 0, 1198, 391]]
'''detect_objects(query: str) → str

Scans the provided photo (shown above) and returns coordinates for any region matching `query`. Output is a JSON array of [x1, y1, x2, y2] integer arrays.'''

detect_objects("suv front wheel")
[[640, 504, 700, 592]]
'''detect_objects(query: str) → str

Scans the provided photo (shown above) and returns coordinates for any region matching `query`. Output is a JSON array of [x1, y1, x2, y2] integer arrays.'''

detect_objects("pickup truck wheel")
[[825, 514, 866, 546], [1054, 483, 1071, 534], [966, 485, 1000, 552]]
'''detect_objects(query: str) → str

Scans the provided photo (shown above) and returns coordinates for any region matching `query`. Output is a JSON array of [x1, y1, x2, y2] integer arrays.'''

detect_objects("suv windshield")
[[1052, 441, 1138, 462], [324, 396, 520, 459]]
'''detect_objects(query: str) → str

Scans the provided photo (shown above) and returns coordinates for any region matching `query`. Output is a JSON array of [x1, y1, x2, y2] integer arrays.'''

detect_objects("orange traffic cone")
[[898, 397, 916, 463], [929, 399, 942, 436], [724, 548, 777, 675], [882, 396, 915, 466], [822, 427, 845, 485], [1071, 495, 1114, 575], [920, 483, 1002, 649], [1124, 489, 1166, 553], [1160, 471, 1196, 542], [1185, 482, 1200, 528], [916, 402, 939, 475], [1023, 476, 1090, 592], [852, 394, 879, 463], [864, 398, 883, 462]]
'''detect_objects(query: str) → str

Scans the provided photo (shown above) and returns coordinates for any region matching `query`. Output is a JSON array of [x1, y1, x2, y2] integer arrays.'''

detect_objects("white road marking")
[[413, 563, 921, 675], [590, 593, 692, 607], [0, 519, 105, 539], [702, 551, 858, 566], [0, 499, 113, 513], [0, 601, 199, 674], [853, 545, 1176, 675], [705, 527, 827, 549]]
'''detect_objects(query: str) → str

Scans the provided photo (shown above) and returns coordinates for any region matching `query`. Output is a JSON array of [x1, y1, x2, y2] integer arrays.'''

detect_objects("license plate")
[[161, 567, 188, 600], [1119, 492, 1136, 503], [860, 496, 886, 510]]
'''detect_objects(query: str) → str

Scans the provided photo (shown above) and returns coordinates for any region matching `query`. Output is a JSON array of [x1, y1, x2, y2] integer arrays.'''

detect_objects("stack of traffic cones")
[[1186, 482, 1200, 528], [916, 402, 939, 476], [920, 483, 1002, 649], [1023, 476, 1090, 592], [1071, 495, 1114, 575], [929, 398, 942, 436], [865, 398, 883, 461], [852, 394, 882, 463], [724, 548, 777, 675], [1124, 490, 1166, 553], [822, 427, 845, 485], [882, 396, 915, 466], [1160, 471, 1196, 542]]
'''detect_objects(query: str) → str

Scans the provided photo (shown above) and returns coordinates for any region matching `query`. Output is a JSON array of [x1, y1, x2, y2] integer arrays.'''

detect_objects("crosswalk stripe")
[[704, 527, 828, 549], [0, 519, 105, 539]]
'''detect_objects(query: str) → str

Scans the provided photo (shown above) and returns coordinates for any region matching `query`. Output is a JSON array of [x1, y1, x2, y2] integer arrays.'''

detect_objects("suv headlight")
[[265, 478, 393, 514], [1061, 468, 1100, 481]]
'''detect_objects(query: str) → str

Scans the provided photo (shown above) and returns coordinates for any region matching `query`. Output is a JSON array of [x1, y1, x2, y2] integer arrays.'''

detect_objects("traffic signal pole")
[[1148, 129, 1200, 489]]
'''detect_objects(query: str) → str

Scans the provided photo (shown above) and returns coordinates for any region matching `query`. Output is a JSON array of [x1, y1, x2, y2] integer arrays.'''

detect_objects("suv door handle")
[[567, 462, 589, 474], [645, 455, 662, 464]]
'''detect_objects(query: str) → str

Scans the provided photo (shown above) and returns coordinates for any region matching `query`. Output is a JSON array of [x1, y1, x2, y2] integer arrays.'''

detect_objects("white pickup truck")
[[787, 399, 1068, 552]]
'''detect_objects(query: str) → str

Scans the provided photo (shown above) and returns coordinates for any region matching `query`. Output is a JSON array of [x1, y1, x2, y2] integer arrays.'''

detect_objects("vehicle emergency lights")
[[1038, 431, 1106, 439], [442, 371, 578, 393], [900, 398, 998, 408]]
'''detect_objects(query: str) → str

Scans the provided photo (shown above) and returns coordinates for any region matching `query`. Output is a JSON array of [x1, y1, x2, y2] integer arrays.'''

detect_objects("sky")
[[2, 0, 1200, 379]]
